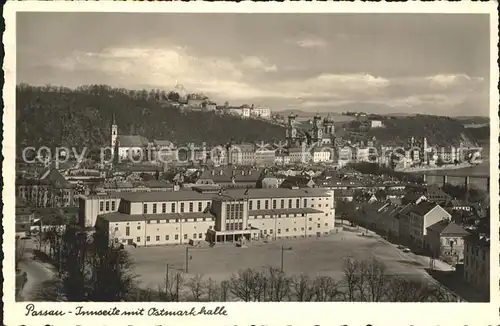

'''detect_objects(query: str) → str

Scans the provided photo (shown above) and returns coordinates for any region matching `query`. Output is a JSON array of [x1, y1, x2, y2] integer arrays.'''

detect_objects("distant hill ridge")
[[16, 84, 285, 151]]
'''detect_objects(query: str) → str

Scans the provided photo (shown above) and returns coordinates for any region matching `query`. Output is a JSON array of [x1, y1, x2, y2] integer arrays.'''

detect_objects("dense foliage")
[[16, 84, 285, 151]]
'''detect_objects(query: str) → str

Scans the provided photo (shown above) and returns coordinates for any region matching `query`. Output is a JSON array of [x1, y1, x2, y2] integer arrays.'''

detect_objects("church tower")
[[312, 113, 323, 143], [111, 114, 118, 157], [286, 114, 298, 147]]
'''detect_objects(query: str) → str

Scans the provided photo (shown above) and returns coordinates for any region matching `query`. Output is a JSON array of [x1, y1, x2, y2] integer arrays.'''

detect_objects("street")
[[17, 240, 56, 301]]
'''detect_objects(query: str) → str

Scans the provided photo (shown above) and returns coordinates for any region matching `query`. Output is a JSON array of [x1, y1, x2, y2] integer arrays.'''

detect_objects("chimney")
[[173, 184, 180, 192], [211, 170, 215, 176], [241, 170, 245, 175], [219, 170, 224, 176]]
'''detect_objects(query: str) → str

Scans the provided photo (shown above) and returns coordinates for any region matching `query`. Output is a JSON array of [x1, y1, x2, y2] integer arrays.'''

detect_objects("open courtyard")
[[127, 230, 432, 289]]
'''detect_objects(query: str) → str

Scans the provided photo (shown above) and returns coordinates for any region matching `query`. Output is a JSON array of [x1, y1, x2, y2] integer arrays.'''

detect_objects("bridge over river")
[[411, 171, 490, 191]]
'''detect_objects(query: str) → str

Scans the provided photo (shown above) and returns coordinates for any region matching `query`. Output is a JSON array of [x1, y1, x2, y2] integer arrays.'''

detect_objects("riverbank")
[[396, 163, 474, 173]]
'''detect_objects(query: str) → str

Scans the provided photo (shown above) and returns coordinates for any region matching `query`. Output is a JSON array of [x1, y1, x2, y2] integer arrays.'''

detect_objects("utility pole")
[[185, 247, 189, 273]]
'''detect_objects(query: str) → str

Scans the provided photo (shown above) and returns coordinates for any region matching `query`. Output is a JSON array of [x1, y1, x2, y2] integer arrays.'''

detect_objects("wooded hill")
[[346, 114, 488, 147], [16, 84, 285, 151]]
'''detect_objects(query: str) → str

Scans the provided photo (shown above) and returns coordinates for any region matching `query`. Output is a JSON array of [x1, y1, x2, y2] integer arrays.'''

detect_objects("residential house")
[[16, 168, 76, 208], [426, 220, 469, 265], [425, 184, 452, 204], [228, 143, 256, 166], [445, 199, 472, 212], [260, 176, 286, 189], [255, 148, 276, 167], [400, 202, 451, 250]]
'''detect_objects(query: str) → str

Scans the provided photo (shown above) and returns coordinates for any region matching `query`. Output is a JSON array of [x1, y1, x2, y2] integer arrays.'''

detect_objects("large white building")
[[251, 106, 271, 119], [84, 187, 335, 246]]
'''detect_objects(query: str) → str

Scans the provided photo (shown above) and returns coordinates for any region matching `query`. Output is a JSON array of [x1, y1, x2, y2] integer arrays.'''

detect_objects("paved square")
[[128, 231, 430, 289]]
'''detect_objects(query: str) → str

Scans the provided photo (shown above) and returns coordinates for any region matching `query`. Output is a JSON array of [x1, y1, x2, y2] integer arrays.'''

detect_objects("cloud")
[[48, 46, 486, 114], [241, 56, 278, 72], [287, 35, 328, 48]]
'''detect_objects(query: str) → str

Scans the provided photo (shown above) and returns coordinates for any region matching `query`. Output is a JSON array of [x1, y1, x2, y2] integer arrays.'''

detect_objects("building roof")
[[153, 139, 174, 148], [114, 187, 332, 203], [133, 180, 174, 189], [387, 198, 402, 206], [426, 220, 469, 236], [426, 184, 450, 198], [117, 190, 214, 202], [117, 135, 150, 147], [402, 192, 426, 203], [408, 201, 443, 216]]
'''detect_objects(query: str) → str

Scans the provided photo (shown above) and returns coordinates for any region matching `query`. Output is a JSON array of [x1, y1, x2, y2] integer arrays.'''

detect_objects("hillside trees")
[[16, 84, 285, 152]]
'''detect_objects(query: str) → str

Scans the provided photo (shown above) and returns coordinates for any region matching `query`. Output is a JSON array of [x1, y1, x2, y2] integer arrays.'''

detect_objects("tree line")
[[16, 84, 285, 151]]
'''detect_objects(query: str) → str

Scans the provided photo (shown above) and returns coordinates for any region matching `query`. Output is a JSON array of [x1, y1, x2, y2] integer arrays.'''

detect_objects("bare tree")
[[313, 276, 342, 301], [291, 274, 315, 302], [187, 274, 206, 302], [250, 270, 268, 302], [229, 268, 258, 302], [365, 257, 388, 302], [170, 271, 185, 302], [263, 266, 291, 302], [342, 258, 359, 301], [219, 280, 230, 301], [206, 278, 219, 301]]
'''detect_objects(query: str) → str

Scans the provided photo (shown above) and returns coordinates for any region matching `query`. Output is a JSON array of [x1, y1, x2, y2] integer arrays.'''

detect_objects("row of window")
[[250, 214, 329, 220], [226, 203, 245, 220], [248, 198, 330, 210], [100, 200, 117, 212], [143, 202, 210, 214], [120, 223, 214, 235], [259, 223, 329, 235], [118, 232, 208, 242], [226, 223, 244, 231]]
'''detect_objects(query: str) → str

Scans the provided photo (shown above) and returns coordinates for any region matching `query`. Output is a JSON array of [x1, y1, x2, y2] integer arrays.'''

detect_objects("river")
[[419, 162, 490, 190]]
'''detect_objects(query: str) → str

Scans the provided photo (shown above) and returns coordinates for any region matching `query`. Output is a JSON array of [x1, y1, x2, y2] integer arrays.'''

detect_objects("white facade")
[[354, 147, 371, 163], [289, 149, 311, 164], [312, 150, 332, 163], [251, 107, 271, 119], [370, 120, 383, 128], [93, 188, 336, 247]]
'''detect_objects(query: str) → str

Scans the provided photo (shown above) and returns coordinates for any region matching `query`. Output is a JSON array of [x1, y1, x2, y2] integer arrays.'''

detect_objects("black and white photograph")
[[4, 2, 499, 325]]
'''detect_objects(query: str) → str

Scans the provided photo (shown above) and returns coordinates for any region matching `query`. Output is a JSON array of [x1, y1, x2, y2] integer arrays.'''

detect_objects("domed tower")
[[323, 114, 335, 137], [312, 113, 323, 143]]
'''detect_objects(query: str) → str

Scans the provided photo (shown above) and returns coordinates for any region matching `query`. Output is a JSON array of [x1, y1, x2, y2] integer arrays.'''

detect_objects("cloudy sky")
[[17, 13, 490, 116]]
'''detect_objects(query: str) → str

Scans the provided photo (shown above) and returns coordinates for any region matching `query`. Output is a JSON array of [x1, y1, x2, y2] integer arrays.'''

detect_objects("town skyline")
[[17, 13, 490, 117]]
